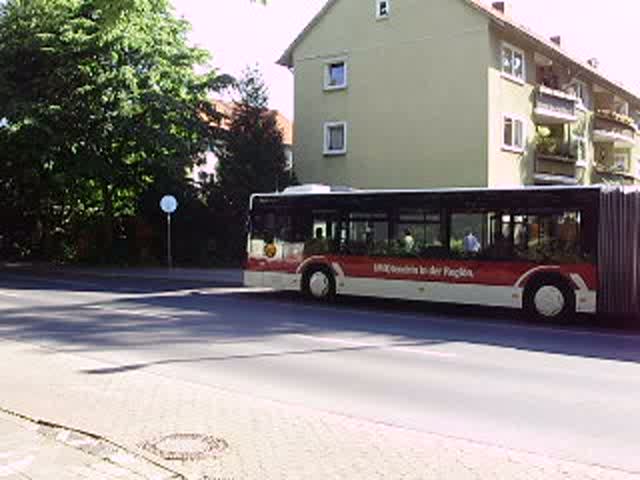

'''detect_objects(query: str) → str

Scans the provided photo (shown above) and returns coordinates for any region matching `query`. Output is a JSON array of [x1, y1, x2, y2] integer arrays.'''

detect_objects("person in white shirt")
[[403, 229, 415, 253], [463, 231, 481, 253]]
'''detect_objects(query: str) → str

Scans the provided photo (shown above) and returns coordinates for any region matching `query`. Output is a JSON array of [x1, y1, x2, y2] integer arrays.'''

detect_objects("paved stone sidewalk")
[[0, 338, 638, 480], [0, 408, 179, 479]]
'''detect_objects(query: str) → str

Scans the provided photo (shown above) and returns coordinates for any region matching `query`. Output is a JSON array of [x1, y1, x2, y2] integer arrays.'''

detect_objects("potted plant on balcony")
[[535, 126, 559, 156], [596, 109, 636, 129]]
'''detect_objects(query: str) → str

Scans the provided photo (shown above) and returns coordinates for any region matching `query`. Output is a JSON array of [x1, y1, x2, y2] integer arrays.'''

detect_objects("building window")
[[570, 79, 588, 108], [324, 122, 347, 155], [613, 98, 629, 116], [324, 60, 347, 90], [376, 0, 390, 19], [613, 152, 629, 172], [503, 115, 524, 152], [284, 149, 293, 171], [573, 116, 588, 166], [501, 42, 525, 83]]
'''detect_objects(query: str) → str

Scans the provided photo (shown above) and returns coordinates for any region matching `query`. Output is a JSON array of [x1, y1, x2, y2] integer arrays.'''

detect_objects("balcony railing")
[[533, 86, 578, 124], [593, 164, 638, 184], [534, 151, 579, 185], [593, 111, 637, 147]]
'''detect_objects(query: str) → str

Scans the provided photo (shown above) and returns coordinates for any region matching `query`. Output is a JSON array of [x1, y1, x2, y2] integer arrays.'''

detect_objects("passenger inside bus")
[[463, 231, 481, 253], [403, 229, 415, 253], [304, 227, 330, 255]]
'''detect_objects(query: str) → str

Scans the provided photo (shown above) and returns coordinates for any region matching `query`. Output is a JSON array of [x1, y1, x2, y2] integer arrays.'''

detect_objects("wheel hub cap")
[[309, 271, 329, 298], [534, 286, 565, 318]]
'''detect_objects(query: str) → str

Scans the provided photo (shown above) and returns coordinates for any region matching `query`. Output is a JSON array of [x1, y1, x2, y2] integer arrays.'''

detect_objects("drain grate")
[[141, 433, 228, 461]]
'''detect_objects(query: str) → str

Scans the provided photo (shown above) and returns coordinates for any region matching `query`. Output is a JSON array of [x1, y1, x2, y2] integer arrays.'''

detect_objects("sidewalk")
[[0, 262, 243, 286], [0, 408, 180, 480], [0, 338, 638, 480]]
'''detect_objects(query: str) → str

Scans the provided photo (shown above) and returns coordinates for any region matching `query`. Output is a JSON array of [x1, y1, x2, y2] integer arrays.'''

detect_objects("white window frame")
[[324, 59, 348, 91], [613, 151, 629, 172], [323, 121, 347, 156], [571, 79, 589, 110], [574, 136, 588, 167], [501, 42, 526, 84], [614, 98, 630, 116], [502, 115, 525, 153], [284, 149, 294, 171], [376, 0, 390, 19]]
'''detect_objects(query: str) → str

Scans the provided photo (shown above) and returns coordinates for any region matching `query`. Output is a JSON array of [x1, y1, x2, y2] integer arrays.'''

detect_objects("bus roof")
[[249, 184, 606, 209], [254, 184, 602, 198]]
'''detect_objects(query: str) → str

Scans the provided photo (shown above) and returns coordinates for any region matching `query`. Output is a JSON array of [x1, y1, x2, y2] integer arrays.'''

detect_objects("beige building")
[[278, 0, 640, 189]]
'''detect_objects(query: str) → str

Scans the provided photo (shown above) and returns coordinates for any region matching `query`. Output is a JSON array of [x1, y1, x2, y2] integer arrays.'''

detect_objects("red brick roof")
[[210, 99, 293, 146]]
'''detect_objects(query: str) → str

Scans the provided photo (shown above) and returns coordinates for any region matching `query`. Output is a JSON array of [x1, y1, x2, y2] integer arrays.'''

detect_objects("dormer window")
[[376, 0, 390, 19]]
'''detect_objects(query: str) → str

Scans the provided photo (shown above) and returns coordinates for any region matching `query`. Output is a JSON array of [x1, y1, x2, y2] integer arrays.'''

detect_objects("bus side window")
[[397, 209, 444, 258], [513, 211, 584, 263], [449, 212, 514, 260], [345, 212, 389, 256], [449, 213, 487, 258], [304, 211, 340, 255]]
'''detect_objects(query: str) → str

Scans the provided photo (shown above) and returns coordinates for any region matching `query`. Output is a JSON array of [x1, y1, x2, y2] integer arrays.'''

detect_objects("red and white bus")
[[244, 184, 640, 321]]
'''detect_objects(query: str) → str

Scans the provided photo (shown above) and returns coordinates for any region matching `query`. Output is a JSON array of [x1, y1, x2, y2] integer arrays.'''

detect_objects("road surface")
[[0, 272, 639, 475]]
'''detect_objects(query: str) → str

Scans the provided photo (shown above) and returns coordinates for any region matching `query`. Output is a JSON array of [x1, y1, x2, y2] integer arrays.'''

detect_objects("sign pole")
[[167, 212, 172, 269], [160, 195, 178, 270]]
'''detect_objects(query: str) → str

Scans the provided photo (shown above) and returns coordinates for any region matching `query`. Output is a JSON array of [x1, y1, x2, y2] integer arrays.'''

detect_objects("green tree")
[[92, 0, 268, 26], [213, 66, 294, 259], [0, 0, 228, 261]]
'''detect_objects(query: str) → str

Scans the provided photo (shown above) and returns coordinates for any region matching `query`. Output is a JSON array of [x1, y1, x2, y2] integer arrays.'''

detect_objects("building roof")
[[277, 0, 640, 106], [210, 99, 293, 146]]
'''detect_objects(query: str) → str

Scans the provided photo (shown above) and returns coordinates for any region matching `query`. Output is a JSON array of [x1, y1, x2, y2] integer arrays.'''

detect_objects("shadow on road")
[[0, 272, 639, 372]]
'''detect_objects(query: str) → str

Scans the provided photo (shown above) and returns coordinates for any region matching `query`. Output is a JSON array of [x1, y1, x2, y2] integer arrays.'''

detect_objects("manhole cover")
[[141, 433, 228, 461]]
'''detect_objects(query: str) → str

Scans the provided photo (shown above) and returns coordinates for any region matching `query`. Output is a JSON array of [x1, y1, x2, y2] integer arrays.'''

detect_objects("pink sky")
[[172, 0, 640, 120]]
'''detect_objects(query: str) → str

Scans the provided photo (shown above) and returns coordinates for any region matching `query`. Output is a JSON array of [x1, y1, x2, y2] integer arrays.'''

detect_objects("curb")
[[0, 265, 244, 287], [0, 406, 186, 480]]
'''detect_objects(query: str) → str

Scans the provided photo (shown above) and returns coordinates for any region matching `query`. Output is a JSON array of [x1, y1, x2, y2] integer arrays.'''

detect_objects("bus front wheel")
[[302, 266, 336, 301], [524, 277, 575, 322]]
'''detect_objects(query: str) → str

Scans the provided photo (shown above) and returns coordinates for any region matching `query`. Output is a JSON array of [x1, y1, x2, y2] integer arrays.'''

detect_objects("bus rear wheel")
[[524, 277, 575, 322], [302, 266, 336, 301]]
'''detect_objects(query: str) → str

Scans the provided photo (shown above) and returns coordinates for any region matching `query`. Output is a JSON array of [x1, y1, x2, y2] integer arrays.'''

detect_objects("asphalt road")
[[1, 272, 639, 473]]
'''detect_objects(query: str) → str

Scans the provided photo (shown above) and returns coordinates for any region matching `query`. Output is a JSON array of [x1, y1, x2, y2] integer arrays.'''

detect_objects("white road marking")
[[83, 304, 213, 320], [292, 334, 457, 359], [0, 291, 20, 298]]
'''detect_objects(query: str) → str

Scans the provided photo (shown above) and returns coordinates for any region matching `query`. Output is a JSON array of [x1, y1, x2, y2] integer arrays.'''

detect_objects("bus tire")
[[302, 265, 336, 302], [524, 276, 575, 322]]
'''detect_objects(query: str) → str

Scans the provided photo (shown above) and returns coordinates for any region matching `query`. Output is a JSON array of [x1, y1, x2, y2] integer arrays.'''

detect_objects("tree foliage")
[[212, 66, 294, 260], [0, 0, 228, 261]]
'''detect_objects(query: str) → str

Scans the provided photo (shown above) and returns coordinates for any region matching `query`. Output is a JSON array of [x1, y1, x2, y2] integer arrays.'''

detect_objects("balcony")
[[533, 131, 579, 185], [593, 110, 637, 147], [534, 153, 579, 185], [593, 164, 637, 185], [533, 86, 578, 124]]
